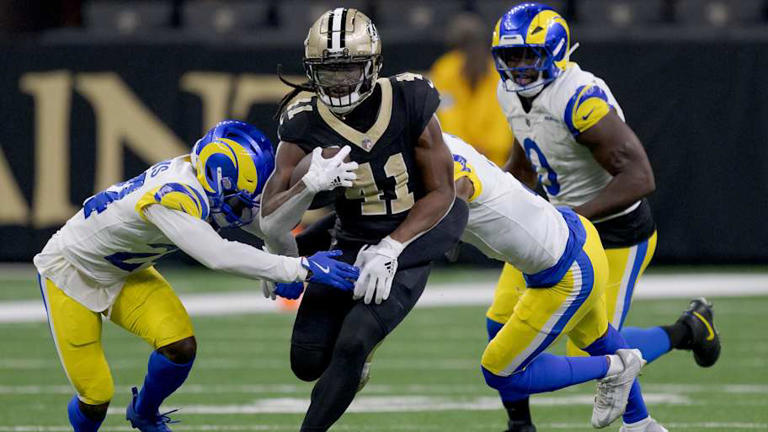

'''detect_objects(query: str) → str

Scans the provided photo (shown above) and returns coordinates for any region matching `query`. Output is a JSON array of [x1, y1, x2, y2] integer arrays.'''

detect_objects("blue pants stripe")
[[619, 240, 648, 328]]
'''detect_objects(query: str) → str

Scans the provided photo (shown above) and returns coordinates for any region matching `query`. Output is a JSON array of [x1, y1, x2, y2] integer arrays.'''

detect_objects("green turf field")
[[1, 268, 766, 431]]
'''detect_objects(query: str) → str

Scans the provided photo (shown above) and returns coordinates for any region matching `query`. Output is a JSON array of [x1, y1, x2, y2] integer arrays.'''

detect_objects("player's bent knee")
[[290, 344, 328, 382], [79, 379, 115, 406], [482, 366, 530, 394], [334, 332, 370, 361], [157, 336, 197, 364]]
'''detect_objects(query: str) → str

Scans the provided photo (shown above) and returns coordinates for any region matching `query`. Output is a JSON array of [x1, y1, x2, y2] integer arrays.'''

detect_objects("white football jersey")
[[445, 134, 569, 274], [497, 63, 625, 210], [34, 156, 210, 311]]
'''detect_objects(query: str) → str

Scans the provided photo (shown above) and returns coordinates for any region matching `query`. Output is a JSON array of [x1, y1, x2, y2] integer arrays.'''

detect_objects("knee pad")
[[290, 344, 329, 382]]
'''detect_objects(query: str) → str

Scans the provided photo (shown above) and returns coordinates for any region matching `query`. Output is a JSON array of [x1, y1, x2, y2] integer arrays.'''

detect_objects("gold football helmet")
[[304, 8, 382, 114]]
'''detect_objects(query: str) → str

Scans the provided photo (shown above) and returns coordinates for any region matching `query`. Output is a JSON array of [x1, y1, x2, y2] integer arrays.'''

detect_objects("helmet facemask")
[[306, 54, 381, 115], [493, 45, 559, 97], [212, 190, 259, 229]]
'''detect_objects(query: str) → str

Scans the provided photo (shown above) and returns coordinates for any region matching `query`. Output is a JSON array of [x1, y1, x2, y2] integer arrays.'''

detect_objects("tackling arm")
[[574, 110, 656, 220], [389, 116, 456, 245], [144, 204, 307, 282], [259, 141, 316, 237]]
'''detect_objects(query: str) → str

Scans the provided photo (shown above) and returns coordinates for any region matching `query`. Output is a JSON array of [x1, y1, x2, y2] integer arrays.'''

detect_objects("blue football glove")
[[274, 281, 305, 300], [301, 250, 360, 291]]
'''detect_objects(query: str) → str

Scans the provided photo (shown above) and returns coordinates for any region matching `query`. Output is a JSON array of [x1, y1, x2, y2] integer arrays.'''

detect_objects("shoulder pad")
[[278, 97, 315, 143], [136, 182, 210, 220], [563, 84, 612, 136]]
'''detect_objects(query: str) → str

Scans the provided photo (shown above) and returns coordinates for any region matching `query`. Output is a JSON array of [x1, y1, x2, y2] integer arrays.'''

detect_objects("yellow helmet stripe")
[[196, 140, 237, 193], [492, 18, 502, 47], [217, 137, 259, 194], [525, 10, 568, 45]]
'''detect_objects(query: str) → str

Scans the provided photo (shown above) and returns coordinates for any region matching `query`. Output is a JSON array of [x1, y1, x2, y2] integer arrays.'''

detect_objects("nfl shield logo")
[[362, 137, 373, 150]]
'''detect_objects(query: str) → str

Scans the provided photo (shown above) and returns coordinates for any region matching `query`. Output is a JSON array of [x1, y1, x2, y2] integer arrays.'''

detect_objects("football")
[[289, 146, 348, 187]]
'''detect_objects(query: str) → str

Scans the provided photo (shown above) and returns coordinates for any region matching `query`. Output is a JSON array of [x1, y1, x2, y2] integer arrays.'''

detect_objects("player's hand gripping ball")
[[291, 146, 358, 191]]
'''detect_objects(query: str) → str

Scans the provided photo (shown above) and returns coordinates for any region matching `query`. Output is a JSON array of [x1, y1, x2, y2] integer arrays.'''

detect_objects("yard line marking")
[[103, 393, 689, 416], [3, 272, 768, 323], [3, 383, 766, 396], [3, 423, 768, 432]]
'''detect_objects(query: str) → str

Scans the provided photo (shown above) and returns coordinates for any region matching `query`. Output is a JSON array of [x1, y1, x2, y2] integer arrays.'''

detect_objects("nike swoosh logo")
[[316, 264, 331, 274], [692, 311, 715, 341], [581, 108, 595, 121]]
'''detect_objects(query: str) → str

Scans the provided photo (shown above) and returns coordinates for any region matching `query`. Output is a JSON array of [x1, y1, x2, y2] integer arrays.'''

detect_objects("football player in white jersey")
[[33, 120, 359, 432], [446, 133, 662, 431], [487, 4, 719, 432]]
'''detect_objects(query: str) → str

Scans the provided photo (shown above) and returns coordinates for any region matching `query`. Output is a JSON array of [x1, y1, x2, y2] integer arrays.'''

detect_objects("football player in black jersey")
[[259, 8, 468, 432]]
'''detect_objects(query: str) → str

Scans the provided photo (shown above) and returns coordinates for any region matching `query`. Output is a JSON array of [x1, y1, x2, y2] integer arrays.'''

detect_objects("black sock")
[[503, 397, 533, 425], [662, 321, 693, 349]]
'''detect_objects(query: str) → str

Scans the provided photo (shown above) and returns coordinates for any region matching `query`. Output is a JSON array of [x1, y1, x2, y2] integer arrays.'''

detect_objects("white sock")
[[605, 354, 625, 376]]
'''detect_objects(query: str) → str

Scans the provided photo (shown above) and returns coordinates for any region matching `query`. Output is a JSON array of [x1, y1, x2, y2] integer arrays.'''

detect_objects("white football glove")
[[302, 146, 359, 193], [353, 236, 405, 304], [261, 279, 277, 300]]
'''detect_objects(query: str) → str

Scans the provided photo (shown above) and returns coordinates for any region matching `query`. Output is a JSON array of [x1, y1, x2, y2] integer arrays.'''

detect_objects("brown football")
[[289, 146, 348, 187]]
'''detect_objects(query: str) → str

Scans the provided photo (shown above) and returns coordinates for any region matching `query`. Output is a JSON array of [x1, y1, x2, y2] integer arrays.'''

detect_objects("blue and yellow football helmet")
[[191, 120, 275, 227], [492, 3, 572, 96]]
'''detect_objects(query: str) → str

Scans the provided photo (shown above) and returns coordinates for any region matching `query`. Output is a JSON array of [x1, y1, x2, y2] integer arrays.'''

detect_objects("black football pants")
[[291, 199, 468, 431]]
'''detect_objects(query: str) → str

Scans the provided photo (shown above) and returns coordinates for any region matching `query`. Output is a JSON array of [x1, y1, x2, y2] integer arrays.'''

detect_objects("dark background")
[[2, 0, 767, 264]]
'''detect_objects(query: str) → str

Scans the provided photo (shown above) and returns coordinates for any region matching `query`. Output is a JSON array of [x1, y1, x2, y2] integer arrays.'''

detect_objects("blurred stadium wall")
[[1, 0, 768, 264]]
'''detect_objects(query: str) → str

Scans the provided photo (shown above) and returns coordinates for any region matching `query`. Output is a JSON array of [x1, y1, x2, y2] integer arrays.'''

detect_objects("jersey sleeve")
[[136, 182, 210, 220], [393, 73, 441, 136], [452, 154, 483, 202], [562, 83, 613, 136], [278, 97, 315, 150]]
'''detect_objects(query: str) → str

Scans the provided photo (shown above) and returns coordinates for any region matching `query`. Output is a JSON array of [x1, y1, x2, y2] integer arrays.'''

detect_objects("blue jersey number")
[[522, 138, 560, 196], [83, 160, 171, 219], [105, 244, 177, 272]]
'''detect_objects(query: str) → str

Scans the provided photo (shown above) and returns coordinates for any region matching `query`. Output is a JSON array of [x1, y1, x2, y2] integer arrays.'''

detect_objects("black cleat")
[[505, 421, 536, 432], [678, 297, 721, 367]]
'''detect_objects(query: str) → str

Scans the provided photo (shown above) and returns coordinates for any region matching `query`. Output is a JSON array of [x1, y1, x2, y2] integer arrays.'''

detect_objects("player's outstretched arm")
[[574, 110, 656, 219], [259, 141, 315, 236], [143, 204, 359, 290], [503, 137, 538, 190]]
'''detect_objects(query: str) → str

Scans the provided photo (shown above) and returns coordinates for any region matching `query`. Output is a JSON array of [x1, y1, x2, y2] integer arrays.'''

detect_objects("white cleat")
[[591, 348, 646, 429], [620, 417, 669, 432]]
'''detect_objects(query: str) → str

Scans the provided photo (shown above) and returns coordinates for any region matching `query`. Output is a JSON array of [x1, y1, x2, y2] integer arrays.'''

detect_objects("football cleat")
[[504, 420, 537, 432], [126, 387, 179, 432], [677, 297, 721, 367], [620, 417, 668, 432], [591, 349, 645, 429]]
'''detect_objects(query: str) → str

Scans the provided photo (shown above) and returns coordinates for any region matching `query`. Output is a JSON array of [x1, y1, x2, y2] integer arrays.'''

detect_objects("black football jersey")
[[279, 73, 440, 243]]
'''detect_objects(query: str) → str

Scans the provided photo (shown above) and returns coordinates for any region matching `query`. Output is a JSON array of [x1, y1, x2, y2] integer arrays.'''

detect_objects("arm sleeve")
[[143, 204, 307, 282], [242, 216, 300, 257], [259, 186, 316, 238], [393, 74, 441, 137]]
